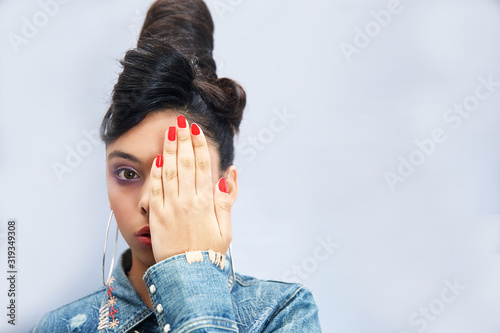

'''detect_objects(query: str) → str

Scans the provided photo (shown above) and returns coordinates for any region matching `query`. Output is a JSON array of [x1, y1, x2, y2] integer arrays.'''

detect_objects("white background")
[[1, 0, 500, 332]]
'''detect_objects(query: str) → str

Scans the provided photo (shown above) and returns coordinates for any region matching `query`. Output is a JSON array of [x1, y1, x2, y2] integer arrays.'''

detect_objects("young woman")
[[31, 0, 321, 331]]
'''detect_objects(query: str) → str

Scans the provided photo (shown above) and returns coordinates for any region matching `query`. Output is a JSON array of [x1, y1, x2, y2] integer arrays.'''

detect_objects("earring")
[[102, 210, 119, 286]]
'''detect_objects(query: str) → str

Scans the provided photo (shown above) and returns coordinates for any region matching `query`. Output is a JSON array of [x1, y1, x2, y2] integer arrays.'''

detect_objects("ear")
[[223, 165, 238, 205]]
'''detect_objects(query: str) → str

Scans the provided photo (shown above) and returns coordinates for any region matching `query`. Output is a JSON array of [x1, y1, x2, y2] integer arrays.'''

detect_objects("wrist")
[[143, 251, 235, 330]]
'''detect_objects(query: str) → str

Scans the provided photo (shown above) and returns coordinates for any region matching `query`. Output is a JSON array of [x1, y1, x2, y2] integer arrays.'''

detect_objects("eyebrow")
[[107, 150, 142, 163]]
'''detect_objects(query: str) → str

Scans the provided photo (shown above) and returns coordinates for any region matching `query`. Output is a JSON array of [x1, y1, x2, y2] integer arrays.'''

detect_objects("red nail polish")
[[168, 126, 176, 141], [218, 177, 227, 193], [191, 123, 200, 135], [177, 115, 187, 128], [156, 154, 163, 168]]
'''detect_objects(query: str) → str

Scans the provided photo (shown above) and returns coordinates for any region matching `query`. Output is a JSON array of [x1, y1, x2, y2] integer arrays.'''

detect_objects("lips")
[[136, 226, 151, 237], [136, 226, 151, 247]]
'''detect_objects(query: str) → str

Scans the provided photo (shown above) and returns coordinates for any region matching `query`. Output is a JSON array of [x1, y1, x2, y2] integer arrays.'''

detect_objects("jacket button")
[[156, 304, 163, 314], [149, 285, 156, 294], [163, 323, 170, 332]]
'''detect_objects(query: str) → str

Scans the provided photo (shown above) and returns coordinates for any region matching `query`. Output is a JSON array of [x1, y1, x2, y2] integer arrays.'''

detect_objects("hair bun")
[[138, 0, 246, 134], [103, 1, 247, 172], [139, 0, 217, 80], [194, 77, 246, 132]]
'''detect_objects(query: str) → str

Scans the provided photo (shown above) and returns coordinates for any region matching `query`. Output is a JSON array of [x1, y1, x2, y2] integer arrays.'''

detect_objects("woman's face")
[[105, 111, 222, 269]]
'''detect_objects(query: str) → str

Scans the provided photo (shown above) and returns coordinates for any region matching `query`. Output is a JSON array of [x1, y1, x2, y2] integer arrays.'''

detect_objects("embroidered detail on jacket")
[[109, 318, 120, 329], [98, 304, 109, 330], [108, 296, 117, 306], [98, 276, 120, 331]]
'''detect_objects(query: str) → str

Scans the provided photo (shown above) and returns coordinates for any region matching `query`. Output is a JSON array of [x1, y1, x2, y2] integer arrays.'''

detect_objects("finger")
[[213, 177, 233, 243], [149, 155, 164, 215], [191, 123, 213, 198], [162, 126, 178, 200], [176, 114, 195, 197]]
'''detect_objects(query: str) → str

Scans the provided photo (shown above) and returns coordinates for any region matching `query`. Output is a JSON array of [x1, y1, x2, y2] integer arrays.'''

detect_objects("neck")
[[127, 252, 154, 310]]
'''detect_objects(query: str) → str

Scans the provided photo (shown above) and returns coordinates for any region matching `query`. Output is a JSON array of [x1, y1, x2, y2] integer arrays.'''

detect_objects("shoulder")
[[31, 286, 106, 333], [232, 273, 320, 331], [233, 273, 313, 302]]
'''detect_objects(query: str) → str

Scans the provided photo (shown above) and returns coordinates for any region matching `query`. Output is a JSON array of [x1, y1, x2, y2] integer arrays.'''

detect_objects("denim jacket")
[[31, 249, 321, 332]]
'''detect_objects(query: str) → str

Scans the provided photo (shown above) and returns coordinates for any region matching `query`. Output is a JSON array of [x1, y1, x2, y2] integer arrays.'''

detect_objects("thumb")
[[214, 177, 233, 242]]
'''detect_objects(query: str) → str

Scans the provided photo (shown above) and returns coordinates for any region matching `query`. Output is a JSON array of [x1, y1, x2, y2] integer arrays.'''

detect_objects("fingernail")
[[218, 177, 227, 193], [168, 126, 176, 141], [177, 115, 187, 128], [156, 154, 163, 168], [191, 123, 200, 135]]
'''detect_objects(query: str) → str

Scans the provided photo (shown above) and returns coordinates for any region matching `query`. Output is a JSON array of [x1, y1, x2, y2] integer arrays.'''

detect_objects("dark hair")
[[100, 0, 246, 173]]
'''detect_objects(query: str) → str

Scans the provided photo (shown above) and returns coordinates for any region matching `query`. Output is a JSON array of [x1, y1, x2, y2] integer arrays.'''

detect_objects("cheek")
[[111, 196, 138, 239], [107, 181, 139, 228]]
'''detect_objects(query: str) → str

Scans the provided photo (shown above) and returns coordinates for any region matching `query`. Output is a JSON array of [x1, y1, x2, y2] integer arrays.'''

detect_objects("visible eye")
[[115, 168, 139, 181]]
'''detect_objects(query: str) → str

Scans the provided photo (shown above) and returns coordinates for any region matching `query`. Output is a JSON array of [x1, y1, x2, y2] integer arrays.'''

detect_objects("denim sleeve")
[[262, 286, 322, 333], [143, 251, 238, 332]]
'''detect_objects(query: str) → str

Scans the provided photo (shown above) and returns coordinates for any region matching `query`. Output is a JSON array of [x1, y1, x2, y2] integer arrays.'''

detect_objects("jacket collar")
[[98, 249, 153, 332]]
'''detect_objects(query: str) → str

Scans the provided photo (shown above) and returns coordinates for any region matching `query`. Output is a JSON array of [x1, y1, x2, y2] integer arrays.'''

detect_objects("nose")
[[139, 178, 150, 218]]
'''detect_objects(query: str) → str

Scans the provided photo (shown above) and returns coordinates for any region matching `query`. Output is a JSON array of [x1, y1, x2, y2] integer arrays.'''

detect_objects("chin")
[[134, 248, 157, 268]]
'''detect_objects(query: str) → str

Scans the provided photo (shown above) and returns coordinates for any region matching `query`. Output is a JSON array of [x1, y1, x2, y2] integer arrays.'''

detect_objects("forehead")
[[105, 110, 220, 169], [107, 111, 177, 156]]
